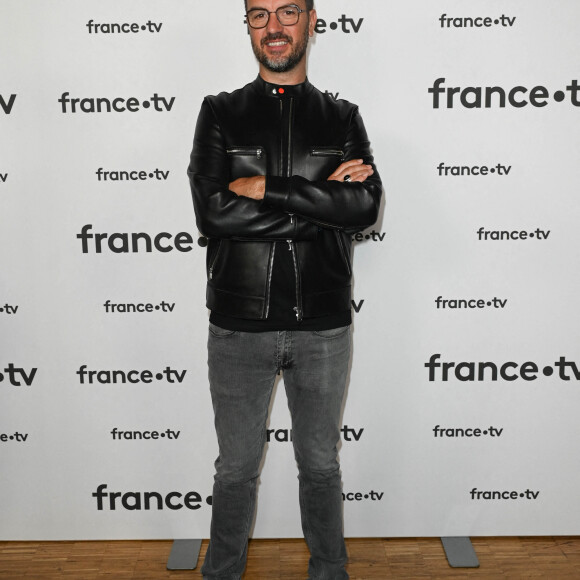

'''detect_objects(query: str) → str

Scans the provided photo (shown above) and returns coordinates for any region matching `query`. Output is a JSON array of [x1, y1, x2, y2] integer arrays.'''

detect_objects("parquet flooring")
[[1, 537, 580, 579]]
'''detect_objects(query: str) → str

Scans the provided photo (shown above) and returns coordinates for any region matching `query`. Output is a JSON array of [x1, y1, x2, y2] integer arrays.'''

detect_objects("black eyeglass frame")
[[245, 4, 308, 29]]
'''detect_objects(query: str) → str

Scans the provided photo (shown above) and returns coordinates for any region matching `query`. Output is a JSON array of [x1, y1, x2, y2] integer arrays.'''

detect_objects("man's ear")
[[308, 9, 317, 36]]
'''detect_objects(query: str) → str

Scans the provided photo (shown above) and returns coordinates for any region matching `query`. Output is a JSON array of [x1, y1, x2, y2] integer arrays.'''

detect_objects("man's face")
[[247, 1, 316, 74]]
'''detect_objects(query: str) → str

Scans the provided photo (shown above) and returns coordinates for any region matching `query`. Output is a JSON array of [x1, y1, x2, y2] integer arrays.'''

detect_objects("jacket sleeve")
[[263, 107, 382, 233], [188, 98, 318, 241]]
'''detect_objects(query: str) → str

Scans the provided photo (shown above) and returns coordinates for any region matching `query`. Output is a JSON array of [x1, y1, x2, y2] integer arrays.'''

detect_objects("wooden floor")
[[1, 537, 580, 579]]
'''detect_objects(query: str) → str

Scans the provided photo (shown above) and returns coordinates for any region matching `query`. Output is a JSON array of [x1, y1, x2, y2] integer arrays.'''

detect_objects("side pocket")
[[313, 325, 350, 338], [208, 239, 223, 281], [334, 231, 352, 276], [209, 323, 236, 337]]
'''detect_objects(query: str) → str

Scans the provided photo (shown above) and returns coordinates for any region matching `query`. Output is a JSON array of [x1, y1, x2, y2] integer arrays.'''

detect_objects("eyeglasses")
[[245, 4, 307, 29]]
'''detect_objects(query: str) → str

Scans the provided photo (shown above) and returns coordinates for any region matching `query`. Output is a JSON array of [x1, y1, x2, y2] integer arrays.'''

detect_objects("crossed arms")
[[188, 98, 382, 240]]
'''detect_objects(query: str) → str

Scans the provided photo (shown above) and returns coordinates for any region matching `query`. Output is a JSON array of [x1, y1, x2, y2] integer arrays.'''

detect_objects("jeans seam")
[[299, 479, 316, 569]]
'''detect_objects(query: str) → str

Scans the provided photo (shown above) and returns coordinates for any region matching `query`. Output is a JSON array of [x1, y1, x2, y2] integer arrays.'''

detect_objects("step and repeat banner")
[[2, 0, 580, 540]]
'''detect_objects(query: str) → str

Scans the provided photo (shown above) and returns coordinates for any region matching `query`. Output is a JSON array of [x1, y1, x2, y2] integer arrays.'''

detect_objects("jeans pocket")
[[313, 325, 350, 338], [209, 323, 237, 337]]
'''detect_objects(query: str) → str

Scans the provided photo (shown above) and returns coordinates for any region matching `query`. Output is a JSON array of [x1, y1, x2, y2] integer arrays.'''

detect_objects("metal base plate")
[[441, 537, 480, 568], [166, 537, 477, 570], [166, 539, 202, 570]]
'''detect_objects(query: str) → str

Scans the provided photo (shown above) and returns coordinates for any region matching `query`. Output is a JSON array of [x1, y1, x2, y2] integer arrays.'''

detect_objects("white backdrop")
[[2, 0, 580, 540]]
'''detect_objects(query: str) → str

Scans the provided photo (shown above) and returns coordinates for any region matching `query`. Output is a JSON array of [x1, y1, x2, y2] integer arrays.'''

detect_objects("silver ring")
[[343, 174, 351, 182]]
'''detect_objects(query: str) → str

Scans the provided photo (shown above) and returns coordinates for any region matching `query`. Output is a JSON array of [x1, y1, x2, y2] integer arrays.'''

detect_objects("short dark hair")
[[245, 1, 314, 11]]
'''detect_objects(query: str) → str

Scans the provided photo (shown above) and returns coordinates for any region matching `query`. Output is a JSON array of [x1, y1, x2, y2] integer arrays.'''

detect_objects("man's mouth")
[[262, 35, 292, 48]]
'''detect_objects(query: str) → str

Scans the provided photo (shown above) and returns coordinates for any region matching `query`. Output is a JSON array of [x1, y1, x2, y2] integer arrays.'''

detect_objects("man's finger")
[[345, 168, 374, 182], [337, 164, 373, 179], [349, 173, 371, 183], [328, 164, 373, 182], [327, 159, 364, 180]]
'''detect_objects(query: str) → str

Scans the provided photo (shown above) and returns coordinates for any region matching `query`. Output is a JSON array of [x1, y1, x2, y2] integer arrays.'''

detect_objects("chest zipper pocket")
[[310, 147, 344, 160], [227, 146, 264, 159]]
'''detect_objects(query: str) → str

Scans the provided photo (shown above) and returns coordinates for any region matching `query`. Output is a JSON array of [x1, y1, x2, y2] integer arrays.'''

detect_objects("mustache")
[[261, 33, 292, 46]]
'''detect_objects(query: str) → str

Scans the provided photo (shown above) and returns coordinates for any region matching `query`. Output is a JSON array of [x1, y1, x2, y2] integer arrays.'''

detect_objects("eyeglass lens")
[[247, 6, 300, 28]]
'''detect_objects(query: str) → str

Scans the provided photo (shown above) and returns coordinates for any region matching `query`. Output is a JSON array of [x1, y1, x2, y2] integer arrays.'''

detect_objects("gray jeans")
[[201, 323, 351, 580]]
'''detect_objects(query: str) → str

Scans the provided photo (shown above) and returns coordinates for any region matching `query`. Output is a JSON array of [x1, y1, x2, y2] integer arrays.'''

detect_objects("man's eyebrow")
[[247, 4, 298, 11]]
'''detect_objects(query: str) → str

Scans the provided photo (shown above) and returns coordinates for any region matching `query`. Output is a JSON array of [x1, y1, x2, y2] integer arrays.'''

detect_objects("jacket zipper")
[[286, 97, 302, 321], [287, 239, 302, 320]]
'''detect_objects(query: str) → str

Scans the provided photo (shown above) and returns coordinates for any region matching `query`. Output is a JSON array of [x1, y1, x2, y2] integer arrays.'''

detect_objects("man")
[[188, 1, 382, 578]]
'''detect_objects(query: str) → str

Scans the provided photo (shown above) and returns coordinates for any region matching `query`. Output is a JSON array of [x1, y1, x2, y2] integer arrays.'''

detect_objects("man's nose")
[[266, 11, 284, 34]]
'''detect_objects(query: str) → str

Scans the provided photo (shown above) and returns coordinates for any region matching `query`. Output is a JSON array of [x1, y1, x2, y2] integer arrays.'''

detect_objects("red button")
[[278, 88, 285, 94]]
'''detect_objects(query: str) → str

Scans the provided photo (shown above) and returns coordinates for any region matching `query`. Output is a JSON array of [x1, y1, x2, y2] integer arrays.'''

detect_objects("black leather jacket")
[[188, 76, 382, 321]]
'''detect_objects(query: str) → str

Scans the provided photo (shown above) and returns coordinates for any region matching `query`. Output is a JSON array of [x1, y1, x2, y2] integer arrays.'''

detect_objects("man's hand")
[[229, 176, 266, 200], [327, 159, 374, 182]]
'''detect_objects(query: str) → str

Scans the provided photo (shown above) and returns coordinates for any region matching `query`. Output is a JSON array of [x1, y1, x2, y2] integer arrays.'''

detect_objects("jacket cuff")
[[264, 176, 291, 211]]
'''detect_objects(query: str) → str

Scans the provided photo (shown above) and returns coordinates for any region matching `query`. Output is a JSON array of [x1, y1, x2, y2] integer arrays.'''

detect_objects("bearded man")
[[188, 1, 382, 578]]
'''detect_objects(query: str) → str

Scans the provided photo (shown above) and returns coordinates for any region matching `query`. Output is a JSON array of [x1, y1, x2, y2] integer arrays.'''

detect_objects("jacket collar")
[[252, 75, 313, 98]]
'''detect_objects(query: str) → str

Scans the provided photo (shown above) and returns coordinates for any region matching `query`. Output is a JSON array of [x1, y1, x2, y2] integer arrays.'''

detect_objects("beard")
[[251, 27, 310, 74]]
